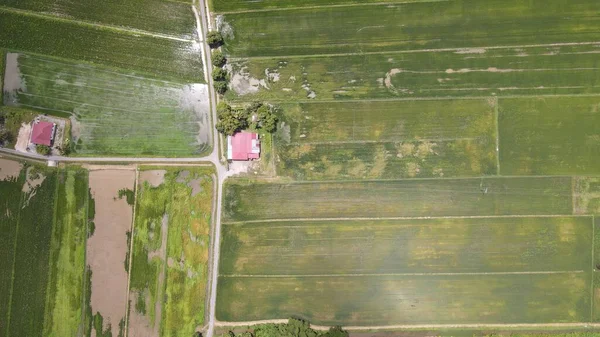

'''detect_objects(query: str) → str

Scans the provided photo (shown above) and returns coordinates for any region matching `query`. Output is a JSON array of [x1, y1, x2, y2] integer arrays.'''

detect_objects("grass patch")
[[223, 177, 574, 222], [212, 0, 420, 12], [0, 10, 203, 82], [7, 53, 211, 156], [498, 96, 600, 175]]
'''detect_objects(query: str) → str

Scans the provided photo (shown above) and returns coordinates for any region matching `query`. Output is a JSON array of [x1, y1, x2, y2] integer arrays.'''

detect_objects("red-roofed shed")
[[227, 132, 260, 161], [31, 121, 56, 146]]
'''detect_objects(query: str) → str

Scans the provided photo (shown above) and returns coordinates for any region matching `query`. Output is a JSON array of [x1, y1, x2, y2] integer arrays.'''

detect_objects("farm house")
[[227, 132, 260, 161], [31, 121, 56, 146]]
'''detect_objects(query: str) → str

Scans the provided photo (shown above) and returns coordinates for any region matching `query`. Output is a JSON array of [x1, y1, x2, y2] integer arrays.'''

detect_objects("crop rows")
[[11, 54, 211, 156]]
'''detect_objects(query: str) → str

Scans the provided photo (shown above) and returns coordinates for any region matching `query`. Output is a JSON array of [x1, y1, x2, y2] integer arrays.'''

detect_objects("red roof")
[[228, 132, 260, 161], [31, 121, 55, 146]]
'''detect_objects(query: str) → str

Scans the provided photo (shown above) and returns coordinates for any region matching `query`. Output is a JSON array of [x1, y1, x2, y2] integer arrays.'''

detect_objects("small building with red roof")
[[227, 132, 260, 161], [31, 121, 56, 146]]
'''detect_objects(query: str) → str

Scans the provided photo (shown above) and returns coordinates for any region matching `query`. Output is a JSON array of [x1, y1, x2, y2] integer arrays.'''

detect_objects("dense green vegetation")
[[221, 0, 600, 57], [44, 167, 89, 337], [219, 318, 348, 337], [499, 96, 600, 175], [0, 160, 90, 337], [217, 102, 278, 136], [223, 177, 574, 222], [129, 168, 214, 337], [8, 54, 211, 156], [0, 10, 203, 81], [1, 0, 195, 39]]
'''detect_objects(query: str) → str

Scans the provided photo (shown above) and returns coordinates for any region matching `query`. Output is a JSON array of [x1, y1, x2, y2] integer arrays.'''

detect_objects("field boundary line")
[[220, 270, 585, 278], [4, 176, 27, 336], [229, 93, 600, 104], [214, 0, 449, 14], [123, 167, 139, 337], [494, 96, 501, 175], [286, 137, 479, 146], [592, 215, 596, 322], [222, 214, 593, 225], [216, 321, 600, 330], [0, 6, 194, 43], [229, 41, 600, 60]]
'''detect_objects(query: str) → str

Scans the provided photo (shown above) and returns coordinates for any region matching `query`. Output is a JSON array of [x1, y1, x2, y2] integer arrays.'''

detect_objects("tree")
[[322, 327, 348, 337], [212, 50, 227, 67], [207, 31, 224, 48], [246, 102, 278, 133], [212, 68, 228, 82], [215, 102, 249, 135], [213, 81, 228, 95], [0, 129, 14, 145], [36, 144, 51, 155]]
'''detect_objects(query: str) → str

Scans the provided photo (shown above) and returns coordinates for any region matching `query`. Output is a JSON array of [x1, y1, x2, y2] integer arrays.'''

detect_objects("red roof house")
[[227, 132, 260, 161], [31, 121, 56, 146]]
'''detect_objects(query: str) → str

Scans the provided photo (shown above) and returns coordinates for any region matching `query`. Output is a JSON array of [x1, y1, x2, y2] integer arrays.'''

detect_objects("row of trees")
[[216, 101, 278, 136], [221, 318, 348, 337], [208, 31, 229, 95]]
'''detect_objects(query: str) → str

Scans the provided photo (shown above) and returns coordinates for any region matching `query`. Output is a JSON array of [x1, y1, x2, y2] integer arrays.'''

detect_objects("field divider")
[[591, 214, 596, 322], [228, 41, 600, 60], [123, 167, 139, 337], [494, 96, 501, 175], [0, 6, 195, 42], [222, 214, 593, 225], [220, 270, 585, 278], [214, 0, 450, 15]]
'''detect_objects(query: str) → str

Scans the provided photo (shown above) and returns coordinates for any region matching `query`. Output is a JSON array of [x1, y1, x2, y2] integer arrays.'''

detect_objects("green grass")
[[221, 0, 600, 57], [8, 53, 211, 156], [222, 177, 573, 222], [43, 167, 89, 337], [211, 0, 428, 12], [220, 216, 593, 276], [1, 0, 195, 39], [498, 96, 600, 175], [217, 272, 590, 324], [129, 168, 214, 337], [225, 43, 600, 101], [0, 10, 203, 82], [274, 99, 496, 180]]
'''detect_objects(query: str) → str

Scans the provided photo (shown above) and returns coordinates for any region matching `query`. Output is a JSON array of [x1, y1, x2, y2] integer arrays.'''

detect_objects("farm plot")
[[226, 43, 600, 101], [219, 0, 600, 57], [217, 272, 590, 325], [0, 158, 91, 337], [220, 216, 592, 276], [222, 177, 574, 222], [498, 96, 600, 176], [0, 10, 203, 82], [211, 0, 427, 12], [5, 53, 211, 156], [128, 168, 214, 337], [87, 169, 135, 337], [1, 0, 196, 39], [274, 99, 496, 180]]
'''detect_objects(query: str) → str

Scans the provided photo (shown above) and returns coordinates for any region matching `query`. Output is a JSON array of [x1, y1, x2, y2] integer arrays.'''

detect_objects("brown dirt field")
[[0, 158, 22, 180], [14, 123, 31, 153], [140, 170, 166, 187], [87, 169, 135, 337]]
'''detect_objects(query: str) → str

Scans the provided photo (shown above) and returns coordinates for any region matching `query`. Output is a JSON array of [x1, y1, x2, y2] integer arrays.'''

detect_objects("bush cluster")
[[215, 102, 279, 136]]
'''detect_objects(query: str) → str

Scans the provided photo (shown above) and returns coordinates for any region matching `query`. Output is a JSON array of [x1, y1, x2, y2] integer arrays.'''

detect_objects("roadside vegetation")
[[216, 102, 278, 136], [219, 318, 348, 337]]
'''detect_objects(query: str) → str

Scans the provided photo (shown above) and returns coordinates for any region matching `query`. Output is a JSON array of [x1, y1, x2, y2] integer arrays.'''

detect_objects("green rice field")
[[0, 10, 203, 82], [6, 53, 211, 156], [0, 158, 90, 337], [220, 0, 600, 57], [211, 0, 425, 12], [1, 0, 195, 39], [128, 167, 214, 337]]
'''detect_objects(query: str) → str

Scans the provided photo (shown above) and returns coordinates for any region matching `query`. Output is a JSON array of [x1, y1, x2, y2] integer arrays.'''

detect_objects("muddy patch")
[[179, 83, 211, 147], [3, 53, 25, 105], [0, 158, 22, 181], [228, 64, 269, 95], [176, 170, 204, 196], [87, 169, 135, 337], [22, 166, 46, 193], [14, 123, 31, 153], [140, 170, 166, 187]]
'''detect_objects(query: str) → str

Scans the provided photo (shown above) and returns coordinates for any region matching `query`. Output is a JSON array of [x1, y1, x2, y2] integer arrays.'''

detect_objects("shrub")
[[212, 50, 226, 67], [207, 31, 224, 48], [212, 68, 228, 81], [36, 144, 51, 155], [213, 81, 228, 95]]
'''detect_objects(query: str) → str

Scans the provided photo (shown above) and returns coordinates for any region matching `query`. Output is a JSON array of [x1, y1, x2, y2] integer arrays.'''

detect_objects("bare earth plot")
[[4, 53, 211, 156], [128, 168, 214, 337], [87, 169, 135, 337]]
